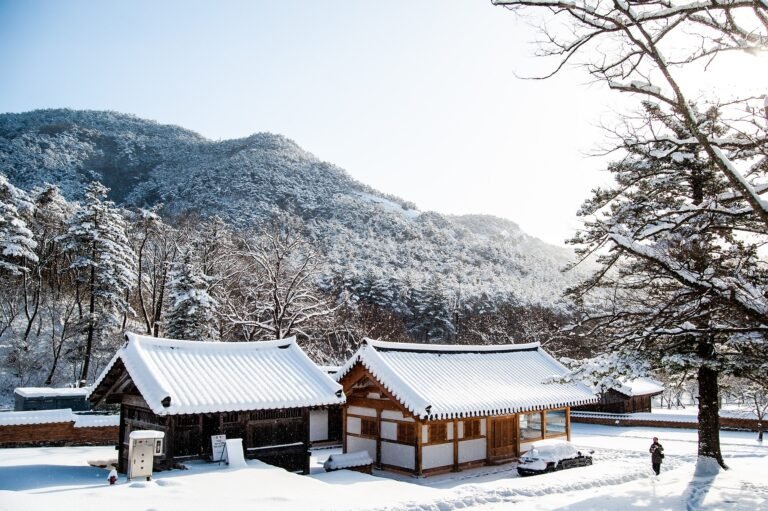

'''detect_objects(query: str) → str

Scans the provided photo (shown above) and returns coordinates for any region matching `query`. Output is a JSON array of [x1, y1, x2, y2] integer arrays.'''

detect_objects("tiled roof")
[[336, 339, 596, 420], [0, 408, 76, 426], [14, 387, 90, 398], [614, 377, 665, 397], [89, 332, 345, 416]]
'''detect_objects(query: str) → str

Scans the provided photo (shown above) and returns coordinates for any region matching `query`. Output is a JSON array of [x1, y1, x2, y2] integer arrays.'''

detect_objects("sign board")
[[211, 434, 227, 462]]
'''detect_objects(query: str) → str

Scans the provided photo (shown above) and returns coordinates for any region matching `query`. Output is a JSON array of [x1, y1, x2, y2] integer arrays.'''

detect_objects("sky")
[[0, 0, 668, 245]]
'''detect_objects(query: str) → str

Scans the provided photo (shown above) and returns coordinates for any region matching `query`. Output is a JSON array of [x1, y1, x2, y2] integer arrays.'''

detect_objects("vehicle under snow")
[[516, 439, 593, 476]]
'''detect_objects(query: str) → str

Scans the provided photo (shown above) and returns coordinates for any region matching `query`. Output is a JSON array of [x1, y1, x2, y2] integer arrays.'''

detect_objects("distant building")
[[335, 339, 596, 476], [89, 333, 345, 474], [573, 377, 665, 414], [14, 387, 90, 412]]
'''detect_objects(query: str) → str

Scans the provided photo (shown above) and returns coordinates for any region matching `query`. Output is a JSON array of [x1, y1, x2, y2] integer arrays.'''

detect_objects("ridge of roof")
[[364, 338, 541, 354]]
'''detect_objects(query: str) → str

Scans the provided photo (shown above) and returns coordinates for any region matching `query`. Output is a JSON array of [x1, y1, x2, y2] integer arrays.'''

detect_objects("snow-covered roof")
[[89, 332, 345, 416], [0, 408, 76, 426], [14, 387, 90, 398], [612, 377, 665, 397], [0, 409, 119, 428], [129, 430, 165, 439], [73, 414, 120, 428], [336, 339, 596, 420], [323, 451, 373, 471]]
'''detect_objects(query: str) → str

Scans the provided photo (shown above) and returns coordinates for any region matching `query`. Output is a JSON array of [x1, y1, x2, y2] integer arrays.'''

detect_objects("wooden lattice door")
[[489, 416, 518, 459]]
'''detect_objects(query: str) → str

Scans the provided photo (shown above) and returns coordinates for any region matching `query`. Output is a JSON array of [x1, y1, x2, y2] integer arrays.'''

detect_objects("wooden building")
[[89, 333, 345, 474], [335, 340, 596, 476], [14, 387, 90, 412], [573, 377, 664, 414]]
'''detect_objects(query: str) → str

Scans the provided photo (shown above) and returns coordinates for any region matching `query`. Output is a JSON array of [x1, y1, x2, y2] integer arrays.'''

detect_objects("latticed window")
[[430, 423, 447, 443], [397, 423, 416, 444], [463, 419, 481, 439], [222, 412, 239, 424], [361, 418, 378, 437]]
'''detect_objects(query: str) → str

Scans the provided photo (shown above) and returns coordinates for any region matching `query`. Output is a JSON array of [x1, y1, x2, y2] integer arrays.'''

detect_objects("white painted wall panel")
[[458, 438, 486, 463], [447, 422, 454, 441], [423, 443, 453, 470], [347, 436, 376, 461], [422, 425, 429, 442], [348, 416, 361, 435], [309, 409, 328, 442], [381, 410, 413, 422], [381, 421, 397, 441], [348, 406, 376, 417], [382, 442, 415, 470], [481, 419, 486, 436]]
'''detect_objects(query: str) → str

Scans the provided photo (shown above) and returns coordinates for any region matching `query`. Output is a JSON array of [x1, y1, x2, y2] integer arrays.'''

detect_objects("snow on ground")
[[0, 423, 766, 511]]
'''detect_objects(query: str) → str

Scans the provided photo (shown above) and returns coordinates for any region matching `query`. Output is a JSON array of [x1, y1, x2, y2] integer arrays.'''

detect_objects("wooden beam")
[[347, 397, 403, 412], [342, 406, 347, 453]]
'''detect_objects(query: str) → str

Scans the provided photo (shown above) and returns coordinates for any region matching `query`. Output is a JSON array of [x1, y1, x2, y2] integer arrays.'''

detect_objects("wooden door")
[[489, 416, 518, 460]]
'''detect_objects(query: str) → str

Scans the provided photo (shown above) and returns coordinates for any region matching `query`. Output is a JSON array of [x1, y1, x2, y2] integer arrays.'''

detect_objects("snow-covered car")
[[516, 439, 593, 476]]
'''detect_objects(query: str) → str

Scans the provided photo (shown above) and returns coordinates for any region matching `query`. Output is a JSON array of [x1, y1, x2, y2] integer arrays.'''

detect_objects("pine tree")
[[0, 173, 38, 275], [165, 252, 218, 341], [59, 182, 136, 382]]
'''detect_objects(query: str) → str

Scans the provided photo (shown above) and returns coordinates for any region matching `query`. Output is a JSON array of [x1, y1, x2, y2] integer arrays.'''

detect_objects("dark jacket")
[[649, 441, 664, 464]]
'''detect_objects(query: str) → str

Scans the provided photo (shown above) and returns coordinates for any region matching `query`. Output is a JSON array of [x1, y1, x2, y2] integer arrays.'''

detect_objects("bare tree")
[[221, 219, 336, 341]]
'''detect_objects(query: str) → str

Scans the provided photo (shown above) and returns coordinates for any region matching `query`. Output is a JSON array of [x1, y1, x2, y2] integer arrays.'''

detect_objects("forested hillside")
[[0, 109, 585, 403]]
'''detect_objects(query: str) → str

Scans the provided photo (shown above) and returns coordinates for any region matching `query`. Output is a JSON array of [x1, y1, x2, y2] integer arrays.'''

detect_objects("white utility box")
[[128, 430, 165, 481]]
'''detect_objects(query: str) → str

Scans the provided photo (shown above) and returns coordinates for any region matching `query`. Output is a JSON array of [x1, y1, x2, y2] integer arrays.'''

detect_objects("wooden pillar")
[[303, 408, 310, 474], [342, 406, 347, 453], [514, 414, 520, 457], [566, 407, 572, 441], [375, 408, 382, 468], [117, 404, 127, 473], [452, 419, 459, 472], [542, 410, 547, 438], [415, 420, 423, 476], [485, 416, 491, 464]]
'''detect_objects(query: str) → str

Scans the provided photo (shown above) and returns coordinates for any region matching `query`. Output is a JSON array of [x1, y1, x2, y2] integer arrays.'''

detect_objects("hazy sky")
[[1, 0, 625, 245]]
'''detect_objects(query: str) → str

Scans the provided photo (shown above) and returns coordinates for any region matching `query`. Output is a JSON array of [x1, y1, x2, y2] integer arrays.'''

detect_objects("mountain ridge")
[[0, 108, 580, 310]]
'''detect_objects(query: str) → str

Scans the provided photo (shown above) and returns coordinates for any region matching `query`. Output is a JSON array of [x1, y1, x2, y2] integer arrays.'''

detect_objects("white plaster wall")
[[446, 423, 454, 441], [481, 419, 486, 436], [381, 410, 413, 422], [458, 421, 464, 439], [348, 406, 376, 417], [309, 409, 328, 442], [380, 421, 397, 441], [347, 416, 361, 435], [458, 438, 486, 463], [422, 443, 453, 470], [422, 425, 429, 442], [347, 435, 376, 461], [381, 442, 415, 470]]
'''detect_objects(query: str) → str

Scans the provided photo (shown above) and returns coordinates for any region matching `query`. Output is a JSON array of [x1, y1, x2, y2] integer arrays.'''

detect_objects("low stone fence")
[[0, 409, 118, 447], [571, 411, 763, 431]]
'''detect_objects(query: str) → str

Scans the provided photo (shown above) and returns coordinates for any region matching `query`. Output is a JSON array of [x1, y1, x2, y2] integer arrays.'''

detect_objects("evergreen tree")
[[0, 174, 37, 275], [59, 182, 136, 382], [165, 252, 218, 341]]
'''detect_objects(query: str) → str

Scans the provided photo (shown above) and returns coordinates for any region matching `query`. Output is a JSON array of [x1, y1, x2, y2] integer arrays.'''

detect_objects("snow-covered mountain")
[[0, 109, 580, 308]]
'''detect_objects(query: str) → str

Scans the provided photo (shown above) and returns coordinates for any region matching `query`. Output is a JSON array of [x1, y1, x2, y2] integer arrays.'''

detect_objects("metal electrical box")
[[128, 430, 165, 481]]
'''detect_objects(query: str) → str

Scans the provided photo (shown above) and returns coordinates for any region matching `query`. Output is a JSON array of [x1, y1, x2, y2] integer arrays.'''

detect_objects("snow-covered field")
[[0, 423, 765, 511]]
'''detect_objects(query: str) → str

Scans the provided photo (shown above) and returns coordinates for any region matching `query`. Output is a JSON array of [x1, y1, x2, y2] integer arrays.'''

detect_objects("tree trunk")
[[697, 342, 727, 469], [80, 263, 96, 382]]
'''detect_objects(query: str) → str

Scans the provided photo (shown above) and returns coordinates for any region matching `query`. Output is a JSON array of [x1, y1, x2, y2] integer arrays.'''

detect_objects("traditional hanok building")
[[573, 377, 665, 414], [335, 339, 596, 476], [89, 333, 345, 474]]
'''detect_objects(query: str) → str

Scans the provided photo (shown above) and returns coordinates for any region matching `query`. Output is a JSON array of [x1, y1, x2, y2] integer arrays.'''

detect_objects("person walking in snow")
[[649, 437, 664, 475]]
